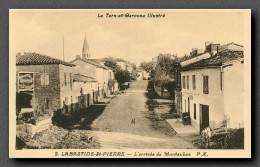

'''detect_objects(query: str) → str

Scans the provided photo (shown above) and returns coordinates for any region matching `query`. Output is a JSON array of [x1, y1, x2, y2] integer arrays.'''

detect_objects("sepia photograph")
[[9, 9, 251, 158]]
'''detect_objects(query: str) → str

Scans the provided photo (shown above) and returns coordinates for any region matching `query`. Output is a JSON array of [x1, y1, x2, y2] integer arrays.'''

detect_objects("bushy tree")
[[151, 54, 179, 86], [104, 57, 120, 70], [131, 63, 137, 70], [140, 61, 154, 73], [103, 57, 131, 85], [115, 70, 131, 85], [149, 54, 181, 99]]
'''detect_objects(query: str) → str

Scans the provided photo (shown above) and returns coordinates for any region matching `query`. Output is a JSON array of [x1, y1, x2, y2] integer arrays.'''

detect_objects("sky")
[[10, 10, 247, 66]]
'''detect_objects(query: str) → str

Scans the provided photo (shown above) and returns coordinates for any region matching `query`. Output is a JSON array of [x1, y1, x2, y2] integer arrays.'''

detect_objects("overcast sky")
[[10, 10, 247, 65]]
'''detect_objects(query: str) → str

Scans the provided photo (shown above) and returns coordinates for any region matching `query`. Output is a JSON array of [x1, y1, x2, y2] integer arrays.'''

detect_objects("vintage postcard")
[[9, 9, 251, 158]]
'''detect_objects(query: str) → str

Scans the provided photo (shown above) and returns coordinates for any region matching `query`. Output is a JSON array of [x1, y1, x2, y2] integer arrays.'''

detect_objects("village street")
[[88, 80, 196, 149], [19, 80, 197, 149]]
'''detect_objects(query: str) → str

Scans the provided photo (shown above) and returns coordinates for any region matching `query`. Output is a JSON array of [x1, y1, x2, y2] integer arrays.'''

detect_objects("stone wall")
[[16, 64, 61, 115]]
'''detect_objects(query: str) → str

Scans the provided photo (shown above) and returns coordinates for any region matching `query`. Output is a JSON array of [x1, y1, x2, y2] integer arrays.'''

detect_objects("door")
[[93, 92, 95, 104], [200, 104, 209, 133], [71, 96, 73, 112], [64, 97, 68, 113], [87, 94, 91, 106], [188, 97, 190, 116]]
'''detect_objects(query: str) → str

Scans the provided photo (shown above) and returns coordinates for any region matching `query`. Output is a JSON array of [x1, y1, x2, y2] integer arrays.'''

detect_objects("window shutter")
[[194, 103, 196, 120], [41, 73, 44, 86], [193, 75, 196, 90], [203, 76, 209, 94], [45, 73, 49, 86], [70, 73, 72, 89], [182, 76, 186, 89], [64, 73, 66, 86], [187, 76, 189, 89]]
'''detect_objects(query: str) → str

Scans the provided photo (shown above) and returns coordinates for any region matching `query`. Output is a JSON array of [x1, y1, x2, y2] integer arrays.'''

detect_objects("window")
[[203, 75, 209, 94], [46, 98, 49, 109], [64, 73, 67, 86], [188, 98, 190, 113], [187, 76, 189, 89], [45, 73, 49, 86], [185, 100, 186, 112], [194, 103, 196, 120], [70, 73, 72, 89], [41, 73, 49, 86], [192, 75, 196, 90], [182, 76, 186, 89], [65, 97, 68, 113], [41, 73, 44, 86]]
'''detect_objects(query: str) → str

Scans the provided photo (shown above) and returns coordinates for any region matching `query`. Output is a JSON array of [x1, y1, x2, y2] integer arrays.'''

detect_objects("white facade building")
[[180, 49, 244, 132]]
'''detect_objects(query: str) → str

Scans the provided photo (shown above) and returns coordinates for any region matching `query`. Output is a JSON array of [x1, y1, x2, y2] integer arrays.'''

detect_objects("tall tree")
[[139, 61, 154, 73], [103, 57, 120, 71], [103, 57, 131, 85]]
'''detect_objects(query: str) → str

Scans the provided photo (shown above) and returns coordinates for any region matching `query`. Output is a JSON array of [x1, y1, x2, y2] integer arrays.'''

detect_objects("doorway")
[[188, 97, 190, 116], [93, 92, 95, 104], [200, 104, 209, 133], [87, 94, 91, 106]]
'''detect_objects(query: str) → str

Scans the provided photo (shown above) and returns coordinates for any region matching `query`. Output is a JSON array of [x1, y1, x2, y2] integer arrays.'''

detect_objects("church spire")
[[82, 33, 90, 59]]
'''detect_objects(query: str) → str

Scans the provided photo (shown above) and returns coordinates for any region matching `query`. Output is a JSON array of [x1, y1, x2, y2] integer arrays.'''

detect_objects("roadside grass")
[[144, 80, 179, 137], [22, 125, 101, 149]]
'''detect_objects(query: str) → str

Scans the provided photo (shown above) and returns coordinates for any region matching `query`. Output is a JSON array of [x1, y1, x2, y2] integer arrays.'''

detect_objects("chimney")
[[205, 41, 213, 52], [211, 44, 220, 56], [76, 55, 81, 59], [190, 48, 198, 57]]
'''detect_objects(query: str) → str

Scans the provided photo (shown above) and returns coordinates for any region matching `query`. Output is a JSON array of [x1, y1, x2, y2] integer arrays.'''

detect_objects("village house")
[[16, 52, 99, 118], [70, 56, 114, 99], [70, 35, 117, 99], [179, 43, 244, 132]]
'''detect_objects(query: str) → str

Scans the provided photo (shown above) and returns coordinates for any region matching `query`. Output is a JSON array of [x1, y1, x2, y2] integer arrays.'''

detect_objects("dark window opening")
[[203, 75, 209, 94], [182, 76, 186, 89], [194, 103, 196, 120], [70, 73, 72, 89], [192, 75, 196, 90], [187, 76, 189, 89], [46, 98, 49, 109]]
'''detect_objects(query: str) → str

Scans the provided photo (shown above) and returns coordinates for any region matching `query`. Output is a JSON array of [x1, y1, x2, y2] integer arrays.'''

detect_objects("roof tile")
[[16, 52, 75, 67], [181, 50, 244, 71]]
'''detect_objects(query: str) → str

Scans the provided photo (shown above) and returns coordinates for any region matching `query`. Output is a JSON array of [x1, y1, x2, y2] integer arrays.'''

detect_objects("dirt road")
[[91, 80, 195, 149]]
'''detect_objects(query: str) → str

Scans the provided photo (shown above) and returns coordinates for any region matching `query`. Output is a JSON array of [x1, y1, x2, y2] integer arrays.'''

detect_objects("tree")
[[139, 61, 154, 73], [152, 54, 179, 85], [150, 54, 180, 98], [103, 57, 120, 71], [115, 70, 131, 85], [103, 57, 131, 85], [131, 63, 137, 70]]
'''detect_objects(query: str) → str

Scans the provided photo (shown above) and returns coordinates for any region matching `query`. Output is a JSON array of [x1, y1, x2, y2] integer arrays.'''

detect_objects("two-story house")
[[16, 52, 99, 117], [180, 49, 244, 132]]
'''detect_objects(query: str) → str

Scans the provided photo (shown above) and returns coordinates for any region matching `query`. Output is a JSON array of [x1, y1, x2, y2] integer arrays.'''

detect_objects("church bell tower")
[[82, 33, 90, 59]]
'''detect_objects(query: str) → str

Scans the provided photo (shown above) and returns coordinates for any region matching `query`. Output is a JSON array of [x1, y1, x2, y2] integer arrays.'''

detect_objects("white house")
[[70, 35, 116, 99], [180, 49, 244, 132]]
